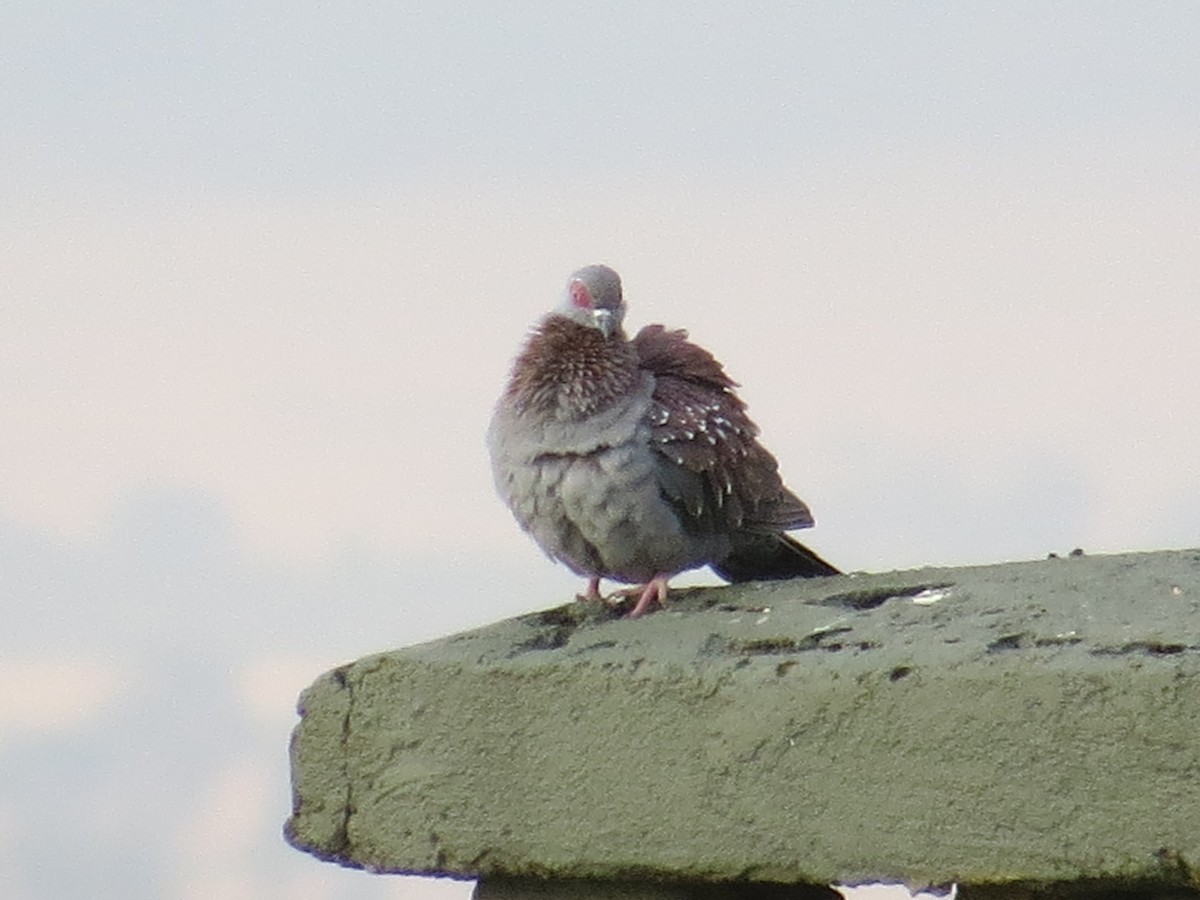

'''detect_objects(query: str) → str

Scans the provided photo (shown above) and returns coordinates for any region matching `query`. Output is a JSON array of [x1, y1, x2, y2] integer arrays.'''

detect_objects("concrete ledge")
[[285, 549, 1200, 894]]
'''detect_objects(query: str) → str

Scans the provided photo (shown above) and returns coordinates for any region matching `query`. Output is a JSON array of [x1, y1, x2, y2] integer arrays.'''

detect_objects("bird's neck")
[[506, 315, 639, 420]]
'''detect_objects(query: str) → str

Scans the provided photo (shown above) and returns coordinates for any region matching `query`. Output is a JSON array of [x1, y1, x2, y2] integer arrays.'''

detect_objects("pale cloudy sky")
[[2, 3, 1198, 899]]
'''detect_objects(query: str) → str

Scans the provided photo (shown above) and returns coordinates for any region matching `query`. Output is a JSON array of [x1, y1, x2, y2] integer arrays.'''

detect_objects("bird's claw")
[[576, 575, 605, 604], [626, 576, 670, 619], [577, 575, 670, 617]]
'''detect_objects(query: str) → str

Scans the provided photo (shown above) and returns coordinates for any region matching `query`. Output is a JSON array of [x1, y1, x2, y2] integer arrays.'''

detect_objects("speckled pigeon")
[[488, 264, 838, 618]]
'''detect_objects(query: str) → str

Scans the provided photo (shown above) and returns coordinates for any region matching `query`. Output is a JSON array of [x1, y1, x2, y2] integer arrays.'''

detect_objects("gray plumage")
[[487, 264, 836, 616]]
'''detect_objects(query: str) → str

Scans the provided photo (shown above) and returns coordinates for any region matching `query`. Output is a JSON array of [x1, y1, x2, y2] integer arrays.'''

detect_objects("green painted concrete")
[[285, 549, 1200, 894]]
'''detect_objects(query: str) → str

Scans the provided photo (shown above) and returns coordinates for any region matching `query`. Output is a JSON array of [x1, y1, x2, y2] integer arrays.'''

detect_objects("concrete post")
[[285, 549, 1200, 897]]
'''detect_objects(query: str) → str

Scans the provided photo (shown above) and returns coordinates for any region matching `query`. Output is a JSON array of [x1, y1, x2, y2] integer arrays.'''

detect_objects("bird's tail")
[[712, 532, 840, 583]]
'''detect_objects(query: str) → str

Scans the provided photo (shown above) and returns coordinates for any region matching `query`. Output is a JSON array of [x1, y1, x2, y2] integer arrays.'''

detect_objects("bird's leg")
[[576, 575, 603, 603], [627, 575, 670, 619]]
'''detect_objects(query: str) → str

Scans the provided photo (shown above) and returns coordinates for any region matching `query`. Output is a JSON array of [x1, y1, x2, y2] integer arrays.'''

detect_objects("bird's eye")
[[569, 280, 592, 310]]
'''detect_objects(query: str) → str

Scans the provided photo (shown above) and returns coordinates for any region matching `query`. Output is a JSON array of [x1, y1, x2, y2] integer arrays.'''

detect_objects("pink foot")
[[576, 575, 603, 603], [627, 575, 670, 619]]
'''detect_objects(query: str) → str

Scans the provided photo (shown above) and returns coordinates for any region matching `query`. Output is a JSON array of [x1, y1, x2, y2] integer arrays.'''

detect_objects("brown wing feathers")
[[633, 324, 814, 535]]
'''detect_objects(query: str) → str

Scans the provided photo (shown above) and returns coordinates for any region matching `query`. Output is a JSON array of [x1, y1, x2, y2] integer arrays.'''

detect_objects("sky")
[[2, 3, 1198, 898]]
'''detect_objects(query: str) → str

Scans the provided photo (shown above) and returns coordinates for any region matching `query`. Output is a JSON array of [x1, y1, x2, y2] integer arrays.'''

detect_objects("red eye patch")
[[569, 279, 592, 309]]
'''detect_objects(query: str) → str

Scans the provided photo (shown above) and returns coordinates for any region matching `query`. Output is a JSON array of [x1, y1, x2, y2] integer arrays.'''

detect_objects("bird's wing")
[[632, 324, 813, 536]]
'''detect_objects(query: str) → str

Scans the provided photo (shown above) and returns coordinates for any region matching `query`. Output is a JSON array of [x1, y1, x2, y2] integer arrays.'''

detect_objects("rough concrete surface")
[[285, 549, 1200, 894]]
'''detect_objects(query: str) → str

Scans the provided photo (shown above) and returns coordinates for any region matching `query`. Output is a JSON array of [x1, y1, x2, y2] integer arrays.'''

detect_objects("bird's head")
[[558, 264, 625, 338]]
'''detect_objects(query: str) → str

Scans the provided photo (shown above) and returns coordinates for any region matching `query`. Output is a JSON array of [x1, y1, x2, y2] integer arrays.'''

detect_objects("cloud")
[[236, 655, 342, 733], [170, 757, 275, 899], [0, 656, 131, 744]]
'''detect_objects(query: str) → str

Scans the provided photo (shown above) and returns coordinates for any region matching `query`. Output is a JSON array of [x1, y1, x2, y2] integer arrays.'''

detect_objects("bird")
[[487, 264, 838, 618]]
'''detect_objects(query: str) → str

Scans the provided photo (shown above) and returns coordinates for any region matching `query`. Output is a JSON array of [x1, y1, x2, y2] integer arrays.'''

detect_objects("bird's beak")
[[592, 308, 616, 338]]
